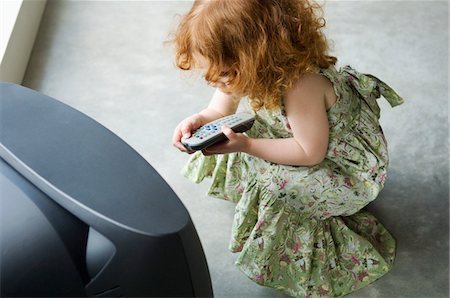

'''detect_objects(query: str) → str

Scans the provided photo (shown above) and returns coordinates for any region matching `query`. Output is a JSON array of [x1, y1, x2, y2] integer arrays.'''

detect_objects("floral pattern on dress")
[[180, 65, 404, 297]]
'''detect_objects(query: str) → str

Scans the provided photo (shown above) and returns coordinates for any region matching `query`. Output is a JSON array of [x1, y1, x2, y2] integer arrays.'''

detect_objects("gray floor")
[[22, 1, 448, 297]]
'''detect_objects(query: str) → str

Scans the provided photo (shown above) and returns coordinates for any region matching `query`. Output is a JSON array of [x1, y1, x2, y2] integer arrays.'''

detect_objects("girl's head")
[[170, 0, 337, 111]]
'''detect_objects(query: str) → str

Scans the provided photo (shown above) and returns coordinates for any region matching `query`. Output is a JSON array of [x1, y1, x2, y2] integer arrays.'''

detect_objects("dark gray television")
[[0, 82, 213, 297]]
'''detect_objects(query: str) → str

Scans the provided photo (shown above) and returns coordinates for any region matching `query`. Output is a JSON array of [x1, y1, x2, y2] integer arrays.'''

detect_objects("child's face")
[[193, 52, 231, 91]]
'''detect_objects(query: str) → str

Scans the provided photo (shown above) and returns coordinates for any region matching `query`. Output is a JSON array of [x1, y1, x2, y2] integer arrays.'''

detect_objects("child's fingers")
[[172, 117, 201, 154], [203, 140, 227, 154], [174, 141, 194, 154], [201, 149, 211, 156], [182, 130, 191, 139], [181, 122, 194, 138], [172, 126, 188, 151], [221, 125, 235, 139], [172, 126, 183, 144], [174, 141, 186, 152]]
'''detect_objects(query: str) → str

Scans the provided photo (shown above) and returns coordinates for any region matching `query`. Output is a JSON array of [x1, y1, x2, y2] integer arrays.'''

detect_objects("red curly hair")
[[170, 0, 337, 111]]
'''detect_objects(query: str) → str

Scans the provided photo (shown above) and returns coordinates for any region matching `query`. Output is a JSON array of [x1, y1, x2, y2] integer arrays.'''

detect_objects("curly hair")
[[169, 0, 337, 111]]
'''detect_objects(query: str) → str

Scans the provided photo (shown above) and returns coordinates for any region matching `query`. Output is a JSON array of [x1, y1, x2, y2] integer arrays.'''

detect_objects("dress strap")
[[339, 65, 404, 118]]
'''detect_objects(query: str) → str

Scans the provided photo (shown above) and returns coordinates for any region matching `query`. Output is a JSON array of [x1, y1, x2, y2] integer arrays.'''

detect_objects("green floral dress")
[[181, 65, 404, 297]]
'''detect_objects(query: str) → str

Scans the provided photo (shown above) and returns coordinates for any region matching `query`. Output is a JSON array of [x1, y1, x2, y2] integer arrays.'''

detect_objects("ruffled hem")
[[181, 152, 217, 184], [233, 210, 396, 298], [181, 152, 396, 297], [181, 151, 252, 203], [231, 185, 396, 297]]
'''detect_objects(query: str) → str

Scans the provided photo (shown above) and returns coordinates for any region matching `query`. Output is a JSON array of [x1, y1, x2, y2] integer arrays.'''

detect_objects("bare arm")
[[242, 74, 330, 166], [243, 138, 321, 166], [197, 88, 241, 124]]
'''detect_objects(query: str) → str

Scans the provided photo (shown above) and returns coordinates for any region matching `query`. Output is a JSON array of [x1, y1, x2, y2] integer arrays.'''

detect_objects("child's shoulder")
[[284, 69, 337, 111], [297, 71, 332, 89]]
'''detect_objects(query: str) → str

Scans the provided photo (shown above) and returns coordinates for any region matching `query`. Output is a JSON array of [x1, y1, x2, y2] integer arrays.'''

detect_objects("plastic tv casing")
[[0, 82, 214, 297]]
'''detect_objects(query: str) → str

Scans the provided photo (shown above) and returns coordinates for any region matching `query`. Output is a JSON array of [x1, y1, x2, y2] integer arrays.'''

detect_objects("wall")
[[0, 0, 47, 84]]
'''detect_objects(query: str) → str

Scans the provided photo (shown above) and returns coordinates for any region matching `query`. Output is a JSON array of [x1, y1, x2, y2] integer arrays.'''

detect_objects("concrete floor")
[[22, 1, 448, 297]]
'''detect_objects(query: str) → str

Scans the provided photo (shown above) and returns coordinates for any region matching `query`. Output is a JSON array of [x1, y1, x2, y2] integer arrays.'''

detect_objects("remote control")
[[181, 112, 256, 151]]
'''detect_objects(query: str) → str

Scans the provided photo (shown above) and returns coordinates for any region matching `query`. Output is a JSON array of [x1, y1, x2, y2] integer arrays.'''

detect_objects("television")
[[0, 82, 213, 297]]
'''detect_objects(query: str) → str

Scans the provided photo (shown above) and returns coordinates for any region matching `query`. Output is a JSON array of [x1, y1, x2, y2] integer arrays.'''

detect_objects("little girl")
[[171, 0, 404, 297]]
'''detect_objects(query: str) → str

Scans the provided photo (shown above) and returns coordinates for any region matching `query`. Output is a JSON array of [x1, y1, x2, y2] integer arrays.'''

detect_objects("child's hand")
[[201, 125, 250, 156], [172, 114, 204, 154]]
